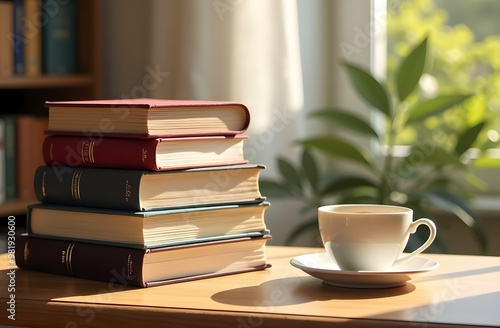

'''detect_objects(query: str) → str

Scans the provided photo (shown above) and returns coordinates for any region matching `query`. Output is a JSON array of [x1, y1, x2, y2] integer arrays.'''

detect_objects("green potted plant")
[[260, 36, 489, 253]]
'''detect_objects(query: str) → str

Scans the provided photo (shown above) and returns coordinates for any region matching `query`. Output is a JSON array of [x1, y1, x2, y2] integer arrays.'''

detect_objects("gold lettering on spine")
[[71, 169, 83, 201], [81, 141, 95, 163], [64, 244, 75, 275], [24, 242, 29, 263], [125, 180, 132, 202], [127, 254, 133, 279], [89, 141, 95, 163], [41, 171, 46, 197], [81, 141, 87, 163], [141, 148, 147, 162]]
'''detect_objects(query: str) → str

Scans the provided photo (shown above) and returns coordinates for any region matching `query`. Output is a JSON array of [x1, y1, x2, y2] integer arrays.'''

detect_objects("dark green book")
[[1, 115, 16, 200], [42, 0, 76, 75], [34, 164, 265, 211], [27, 202, 270, 249]]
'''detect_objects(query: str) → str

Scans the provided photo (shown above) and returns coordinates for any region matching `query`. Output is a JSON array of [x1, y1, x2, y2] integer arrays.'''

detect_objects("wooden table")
[[1, 246, 499, 327]]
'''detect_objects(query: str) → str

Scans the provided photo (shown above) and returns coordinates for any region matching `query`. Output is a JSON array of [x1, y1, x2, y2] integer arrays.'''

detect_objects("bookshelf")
[[0, 0, 102, 217]]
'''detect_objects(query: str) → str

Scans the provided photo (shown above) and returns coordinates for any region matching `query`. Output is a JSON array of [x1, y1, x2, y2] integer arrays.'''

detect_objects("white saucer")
[[290, 252, 439, 289]]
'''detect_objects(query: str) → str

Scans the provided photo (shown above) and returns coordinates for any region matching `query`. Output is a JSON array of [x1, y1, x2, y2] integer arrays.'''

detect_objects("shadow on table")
[[211, 276, 416, 306], [0, 268, 137, 300]]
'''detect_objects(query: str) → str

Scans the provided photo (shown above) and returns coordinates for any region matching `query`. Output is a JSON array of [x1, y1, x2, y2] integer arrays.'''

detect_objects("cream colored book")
[[27, 202, 270, 248]]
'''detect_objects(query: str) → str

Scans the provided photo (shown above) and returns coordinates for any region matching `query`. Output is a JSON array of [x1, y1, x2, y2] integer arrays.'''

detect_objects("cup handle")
[[393, 218, 437, 267]]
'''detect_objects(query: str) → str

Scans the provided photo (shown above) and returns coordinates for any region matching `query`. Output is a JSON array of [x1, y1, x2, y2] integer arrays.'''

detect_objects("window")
[[383, 0, 500, 201]]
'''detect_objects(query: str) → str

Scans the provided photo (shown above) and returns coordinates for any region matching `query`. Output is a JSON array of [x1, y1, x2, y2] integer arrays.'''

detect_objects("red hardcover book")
[[44, 98, 251, 137], [42, 134, 248, 170], [15, 233, 272, 288]]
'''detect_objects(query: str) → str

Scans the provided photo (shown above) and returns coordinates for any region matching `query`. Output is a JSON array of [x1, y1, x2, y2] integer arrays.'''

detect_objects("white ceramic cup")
[[318, 204, 437, 271]]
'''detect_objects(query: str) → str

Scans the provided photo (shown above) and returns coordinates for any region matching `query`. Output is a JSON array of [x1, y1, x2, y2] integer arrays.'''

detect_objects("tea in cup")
[[318, 204, 437, 271]]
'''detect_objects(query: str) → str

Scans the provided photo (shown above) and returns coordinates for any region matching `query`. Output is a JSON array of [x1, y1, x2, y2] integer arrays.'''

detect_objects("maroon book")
[[42, 134, 248, 171], [44, 98, 251, 137], [15, 233, 271, 288]]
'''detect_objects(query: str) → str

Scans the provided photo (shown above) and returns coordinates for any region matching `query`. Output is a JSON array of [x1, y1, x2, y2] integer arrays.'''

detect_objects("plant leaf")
[[455, 121, 486, 156], [299, 136, 372, 167], [321, 174, 376, 196], [421, 190, 487, 253], [309, 108, 379, 139], [394, 145, 466, 182], [278, 158, 302, 189], [405, 94, 473, 126], [301, 149, 319, 191], [473, 156, 500, 168], [258, 180, 294, 198], [396, 36, 428, 102], [342, 62, 392, 117]]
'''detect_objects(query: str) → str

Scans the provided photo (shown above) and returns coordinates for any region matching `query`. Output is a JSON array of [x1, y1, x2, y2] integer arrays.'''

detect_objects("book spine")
[[43, 135, 160, 170], [13, 0, 25, 75], [24, 0, 42, 76], [42, 0, 76, 75], [15, 234, 147, 287], [0, 2, 14, 77], [2, 116, 17, 200], [16, 115, 48, 199], [34, 165, 145, 211]]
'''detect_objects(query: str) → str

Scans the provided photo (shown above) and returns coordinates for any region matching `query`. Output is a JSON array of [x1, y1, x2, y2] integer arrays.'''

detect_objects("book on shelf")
[[27, 201, 270, 249], [42, 0, 76, 75], [44, 98, 251, 137], [2, 116, 17, 200], [15, 232, 272, 288], [24, 0, 42, 76], [0, 1, 13, 77], [17, 115, 49, 199], [34, 164, 265, 211], [13, 0, 24, 75], [42, 134, 248, 171]]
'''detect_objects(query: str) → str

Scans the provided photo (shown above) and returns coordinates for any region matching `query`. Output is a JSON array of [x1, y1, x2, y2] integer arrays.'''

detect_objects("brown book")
[[15, 233, 272, 287], [24, 0, 42, 76], [16, 115, 49, 199], [0, 1, 13, 77], [44, 98, 251, 137]]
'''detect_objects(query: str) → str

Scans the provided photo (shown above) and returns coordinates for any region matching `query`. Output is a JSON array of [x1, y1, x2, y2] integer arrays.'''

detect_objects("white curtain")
[[102, 0, 374, 245], [148, 0, 304, 173], [145, 0, 309, 246]]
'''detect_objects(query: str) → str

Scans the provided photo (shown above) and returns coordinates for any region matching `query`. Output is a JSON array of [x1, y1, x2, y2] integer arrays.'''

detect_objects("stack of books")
[[15, 98, 272, 288]]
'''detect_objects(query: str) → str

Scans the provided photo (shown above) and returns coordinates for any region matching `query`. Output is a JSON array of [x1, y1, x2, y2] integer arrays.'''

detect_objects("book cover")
[[44, 98, 251, 137], [17, 115, 48, 199], [27, 201, 270, 249], [24, 0, 42, 76], [42, 0, 76, 75], [0, 1, 14, 77], [34, 164, 265, 211], [15, 233, 272, 288], [42, 134, 248, 171]]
